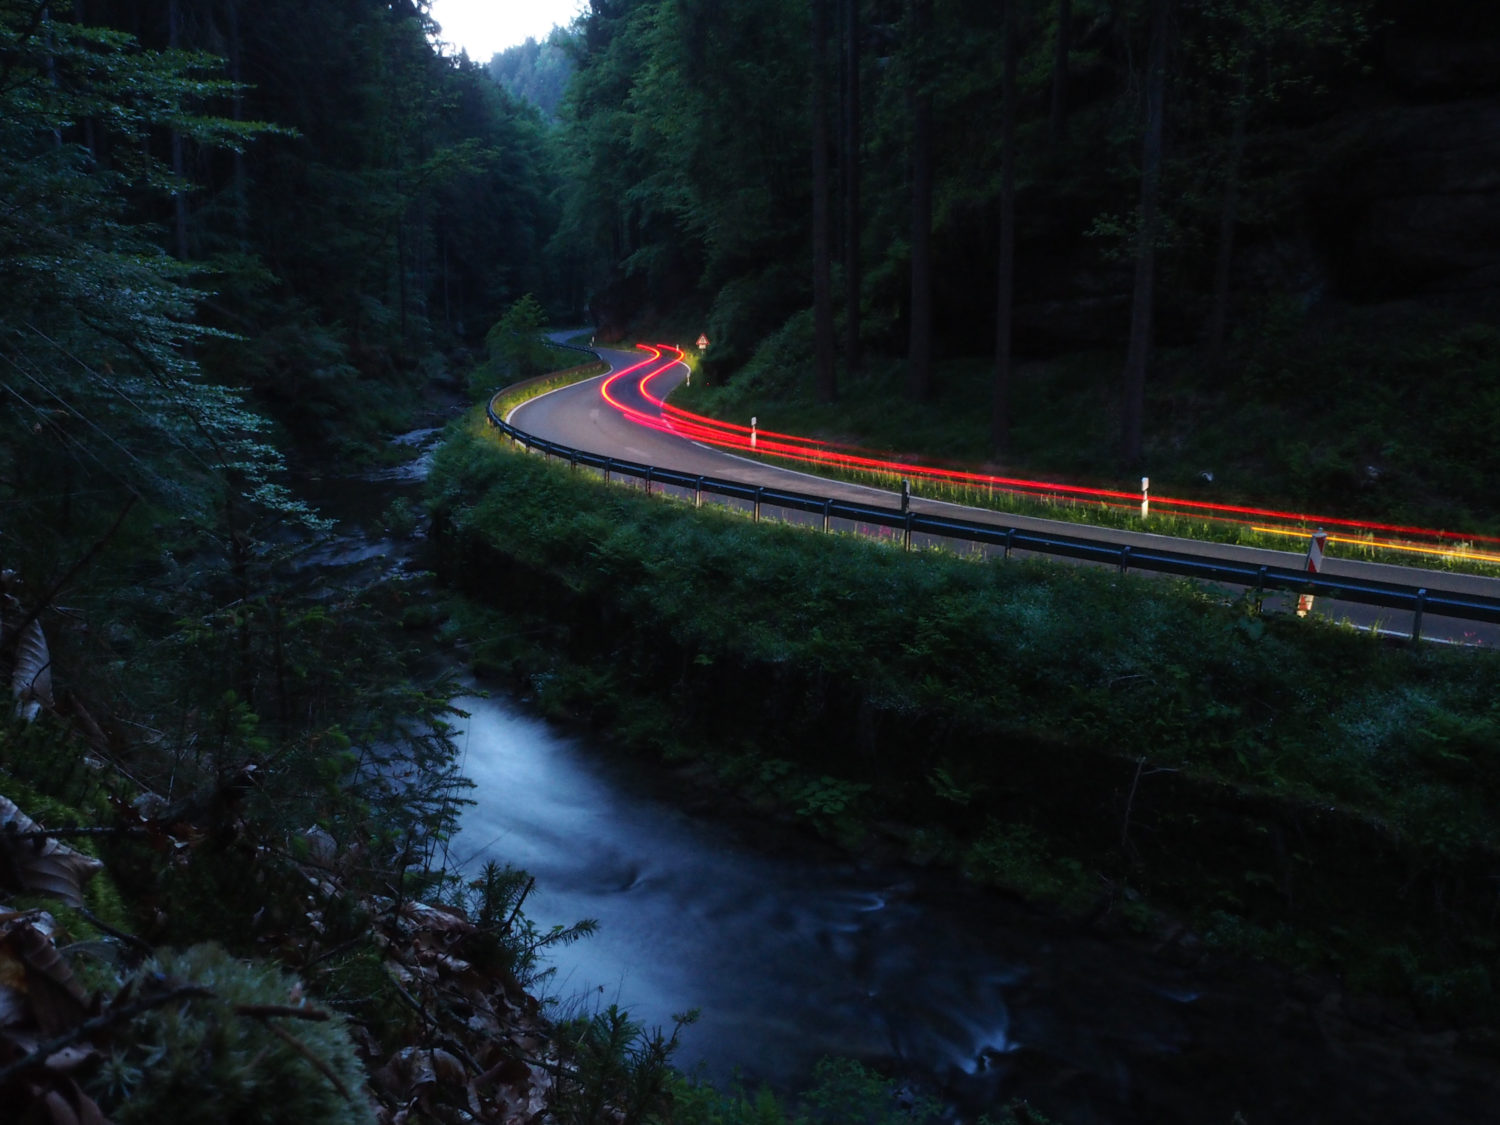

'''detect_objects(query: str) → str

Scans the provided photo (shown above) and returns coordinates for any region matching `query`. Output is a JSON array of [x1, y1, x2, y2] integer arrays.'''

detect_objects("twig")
[[303, 934, 370, 971], [234, 1003, 330, 1022], [0, 984, 211, 1088], [1120, 756, 1146, 853], [1120, 757, 1180, 855], [504, 876, 535, 932], [8, 826, 150, 842], [5, 494, 137, 647], [261, 1020, 352, 1102], [390, 979, 435, 1030], [76, 905, 154, 957]]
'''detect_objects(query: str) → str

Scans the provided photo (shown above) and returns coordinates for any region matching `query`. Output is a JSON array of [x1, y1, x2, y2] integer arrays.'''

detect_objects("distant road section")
[[511, 345, 1500, 646]]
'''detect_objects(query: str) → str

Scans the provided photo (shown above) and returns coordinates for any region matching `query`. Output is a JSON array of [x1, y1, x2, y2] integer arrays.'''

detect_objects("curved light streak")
[[600, 344, 1495, 565]]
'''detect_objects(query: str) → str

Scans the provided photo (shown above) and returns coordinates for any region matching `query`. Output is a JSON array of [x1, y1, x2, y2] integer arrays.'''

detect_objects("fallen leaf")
[[11, 617, 54, 721], [0, 797, 105, 907]]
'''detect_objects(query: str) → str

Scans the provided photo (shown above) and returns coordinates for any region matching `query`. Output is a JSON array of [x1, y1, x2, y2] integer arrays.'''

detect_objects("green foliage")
[[94, 944, 375, 1125], [489, 32, 577, 119], [381, 497, 421, 538], [663, 1074, 791, 1125], [473, 294, 562, 400], [797, 1057, 941, 1125], [451, 860, 598, 989], [793, 776, 870, 822], [0, 6, 308, 529], [552, 1003, 695, 1125], [962, 823, 1095, 913], [430, 424, 1500, 1018], [663, 1057, 1048, 1125], [429, 420, 1500, 842]]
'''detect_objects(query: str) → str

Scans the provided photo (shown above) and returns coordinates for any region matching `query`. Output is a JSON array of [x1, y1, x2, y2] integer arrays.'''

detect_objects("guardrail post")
[[754, 486, 763, 522], [1004, 528, 1015, 559], [903, 511, 913, 551], [1412, 588, 1427, 643], [604, 458, 612, 483], [570, 453, 577, 473], [1119, 545, 1132, 574], [645, 465, 653, 496], [1254, 565, 1267, 613], [695, 476, 704, 508], [822, 499, 832, 534]]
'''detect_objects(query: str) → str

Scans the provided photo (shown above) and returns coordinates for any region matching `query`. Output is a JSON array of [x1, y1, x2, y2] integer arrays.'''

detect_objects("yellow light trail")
[[1249, 526, 1500, 566]]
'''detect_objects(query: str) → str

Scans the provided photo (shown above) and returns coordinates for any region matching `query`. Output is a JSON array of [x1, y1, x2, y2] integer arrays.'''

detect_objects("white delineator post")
[[1297, 528, 1328, 618], [750, 416, 758, 450], [1140, 476, 1150, 518]]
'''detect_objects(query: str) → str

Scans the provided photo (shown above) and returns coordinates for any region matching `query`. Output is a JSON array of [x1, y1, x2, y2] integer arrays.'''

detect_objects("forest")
[[2, 0, 1499, 1121]]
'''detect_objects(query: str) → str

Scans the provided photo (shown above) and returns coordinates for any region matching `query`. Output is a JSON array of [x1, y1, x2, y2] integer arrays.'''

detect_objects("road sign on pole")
[[697, 334, 710, 351]]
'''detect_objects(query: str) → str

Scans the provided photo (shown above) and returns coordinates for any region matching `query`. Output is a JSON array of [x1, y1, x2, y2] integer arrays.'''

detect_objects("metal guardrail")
[[486, 379, 1500, 643]]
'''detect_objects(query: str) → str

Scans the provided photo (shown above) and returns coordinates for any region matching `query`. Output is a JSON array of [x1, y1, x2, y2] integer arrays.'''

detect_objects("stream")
[[318, 422, 1500, 1125], [443, 694, 1499, 1125]]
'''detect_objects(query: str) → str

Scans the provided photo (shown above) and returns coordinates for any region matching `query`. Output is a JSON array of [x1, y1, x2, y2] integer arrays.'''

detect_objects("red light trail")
[[599, 344, 1498, 564]]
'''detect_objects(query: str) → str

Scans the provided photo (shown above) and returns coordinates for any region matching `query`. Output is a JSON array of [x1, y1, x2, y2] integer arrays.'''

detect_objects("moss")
[[94, 944, 376, 1125]]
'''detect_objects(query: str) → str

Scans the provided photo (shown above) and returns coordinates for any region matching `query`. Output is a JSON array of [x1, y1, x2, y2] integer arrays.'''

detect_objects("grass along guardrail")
[[481, 383, 1500, 644]]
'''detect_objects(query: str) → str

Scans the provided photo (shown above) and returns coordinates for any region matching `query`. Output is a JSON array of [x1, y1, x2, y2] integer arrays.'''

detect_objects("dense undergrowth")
[[429, 413, 1500, 1027]]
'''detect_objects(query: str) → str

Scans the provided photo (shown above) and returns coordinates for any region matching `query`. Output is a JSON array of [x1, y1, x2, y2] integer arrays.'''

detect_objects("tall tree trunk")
[[1120, 0, 1169, 466], [397, 220, 409, 340], [73, 2, 97, 158], [812, 0, 837, 403], [44, 5, 62, 149], [1049, 0, 1072, 145], [842, 0, 862, 378], [227, 0, 248, 248], [906, 0, 934, 403], [1205, 53, 1250, 371], [168, 0, 189, 260], [993, 0, 1018, 455]]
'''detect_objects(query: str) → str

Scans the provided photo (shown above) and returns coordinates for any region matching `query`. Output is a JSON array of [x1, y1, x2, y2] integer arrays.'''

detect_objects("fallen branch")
[[234, 1003, 330, 1022], [0, 984, 211, 1088], [77, 905, 153, 957], [261, 1020, 353, 1102]]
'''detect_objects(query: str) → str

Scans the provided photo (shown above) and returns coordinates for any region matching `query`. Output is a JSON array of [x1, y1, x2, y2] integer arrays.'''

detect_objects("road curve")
[[512, 345, 1500, 645]]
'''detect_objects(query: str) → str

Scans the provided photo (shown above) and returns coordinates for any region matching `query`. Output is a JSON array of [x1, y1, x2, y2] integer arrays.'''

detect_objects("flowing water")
[[444, 694, 1500, 1125], [322, 424, 1500, 1124]]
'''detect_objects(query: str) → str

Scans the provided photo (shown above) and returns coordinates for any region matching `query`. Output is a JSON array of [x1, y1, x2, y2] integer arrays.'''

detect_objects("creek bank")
[[434, 512, 1500, 1006], [424, 428, 1500, 1035], [445, 670, 1500, 1125]]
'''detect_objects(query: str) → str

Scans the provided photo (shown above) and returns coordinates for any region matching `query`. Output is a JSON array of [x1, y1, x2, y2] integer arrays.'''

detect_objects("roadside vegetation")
[[672, 304, 1500, 568], [430, 416, 1500, 1027]]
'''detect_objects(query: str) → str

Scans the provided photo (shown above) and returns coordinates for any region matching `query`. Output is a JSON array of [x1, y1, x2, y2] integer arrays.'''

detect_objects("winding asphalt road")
[[512, 345, 1500, 646]]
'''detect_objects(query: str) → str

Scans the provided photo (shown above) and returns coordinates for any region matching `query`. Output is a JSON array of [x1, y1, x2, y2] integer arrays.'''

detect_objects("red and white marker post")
[[1296, 528, 1328, 618]]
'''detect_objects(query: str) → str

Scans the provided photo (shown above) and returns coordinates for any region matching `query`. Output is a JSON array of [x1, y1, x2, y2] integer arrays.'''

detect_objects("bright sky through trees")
[[427, 0, 585, 61]]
